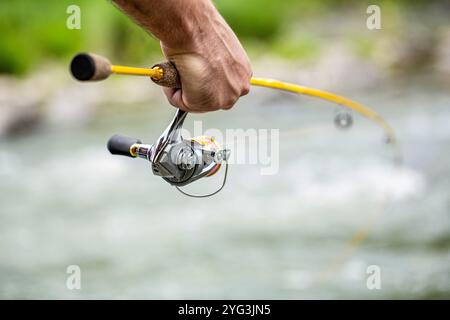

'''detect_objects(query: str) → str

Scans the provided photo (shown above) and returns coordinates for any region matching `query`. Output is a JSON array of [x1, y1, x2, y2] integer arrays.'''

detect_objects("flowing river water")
[[0, 77, 449, 299]]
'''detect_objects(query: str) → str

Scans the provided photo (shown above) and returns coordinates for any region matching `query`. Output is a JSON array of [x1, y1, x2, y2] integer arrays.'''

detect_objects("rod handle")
[[107, 134, 142, 158], [152, 61, 181, 89], [70, 53, 181, 88]]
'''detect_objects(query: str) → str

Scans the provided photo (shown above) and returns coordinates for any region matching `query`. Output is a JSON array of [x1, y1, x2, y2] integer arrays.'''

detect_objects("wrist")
[[161, 0, 222, 52]]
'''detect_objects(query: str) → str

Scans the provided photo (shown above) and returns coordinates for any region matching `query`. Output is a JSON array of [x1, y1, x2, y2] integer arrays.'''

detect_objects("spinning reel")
[[106, 109, 230, 197]]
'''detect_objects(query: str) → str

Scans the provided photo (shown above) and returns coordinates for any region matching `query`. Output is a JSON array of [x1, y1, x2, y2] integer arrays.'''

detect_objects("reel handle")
[[70, 53, 181, 88], [107, 134, 142, 158]]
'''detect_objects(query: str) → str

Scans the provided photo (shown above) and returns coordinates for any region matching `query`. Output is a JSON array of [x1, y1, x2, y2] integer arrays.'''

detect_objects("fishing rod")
[[70, 53, 397, 197]]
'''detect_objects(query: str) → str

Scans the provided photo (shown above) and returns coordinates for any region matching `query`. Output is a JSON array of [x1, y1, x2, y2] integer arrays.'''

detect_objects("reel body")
[[107, 109, 230, 194]]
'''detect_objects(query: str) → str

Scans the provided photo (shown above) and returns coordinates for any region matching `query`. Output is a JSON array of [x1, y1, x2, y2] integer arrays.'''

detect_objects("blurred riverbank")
[[1, 39, 450, 138]]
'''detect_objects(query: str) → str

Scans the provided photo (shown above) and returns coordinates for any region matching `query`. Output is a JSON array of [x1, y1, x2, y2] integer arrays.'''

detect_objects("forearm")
[[112, 0, 252, 112], [112, 0, 221, 49]]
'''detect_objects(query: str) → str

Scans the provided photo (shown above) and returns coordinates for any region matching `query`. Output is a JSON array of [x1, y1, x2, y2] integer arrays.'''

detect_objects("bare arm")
[[113, 0, 252, 112]]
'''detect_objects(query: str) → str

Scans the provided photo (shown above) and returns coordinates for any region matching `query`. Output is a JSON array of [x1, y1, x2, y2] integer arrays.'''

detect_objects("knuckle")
[[245, 60, 253, 75], [166, 98, 177, 108], [241, 84, 251, 96], [182, 103, 196, 112], [221, 97, 237, 110]]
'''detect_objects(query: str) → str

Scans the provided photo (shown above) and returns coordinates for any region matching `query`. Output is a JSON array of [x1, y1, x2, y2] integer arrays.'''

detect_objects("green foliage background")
[[0, 0, 444, 74]]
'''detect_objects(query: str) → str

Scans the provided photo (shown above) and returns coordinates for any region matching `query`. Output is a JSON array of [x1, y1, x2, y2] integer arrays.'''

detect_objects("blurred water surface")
[[0, 79, 449, 299]]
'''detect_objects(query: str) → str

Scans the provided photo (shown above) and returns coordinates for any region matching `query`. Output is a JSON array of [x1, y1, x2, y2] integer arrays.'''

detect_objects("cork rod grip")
[[151, 61, 181, 89]]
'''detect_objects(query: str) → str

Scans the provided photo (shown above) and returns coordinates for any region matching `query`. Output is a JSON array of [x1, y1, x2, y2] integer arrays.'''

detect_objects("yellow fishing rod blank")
[[70, 53, 396, 144], [111, 65, 163, 79], [250, 78, 396, 144]]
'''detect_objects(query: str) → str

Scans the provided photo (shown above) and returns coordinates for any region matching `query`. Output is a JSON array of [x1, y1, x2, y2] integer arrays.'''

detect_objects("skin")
[[112, 0, 252, 113]]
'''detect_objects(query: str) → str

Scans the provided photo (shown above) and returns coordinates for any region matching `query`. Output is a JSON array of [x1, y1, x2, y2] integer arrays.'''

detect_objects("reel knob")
[[107, 134, 142, 158]]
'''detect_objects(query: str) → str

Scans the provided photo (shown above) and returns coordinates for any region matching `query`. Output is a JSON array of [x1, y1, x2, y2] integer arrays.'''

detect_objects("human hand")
[[159, 8, 252, 112]]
